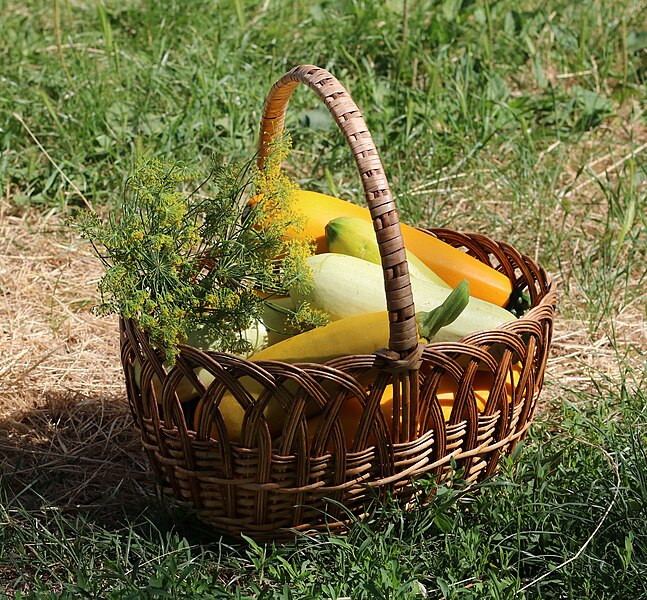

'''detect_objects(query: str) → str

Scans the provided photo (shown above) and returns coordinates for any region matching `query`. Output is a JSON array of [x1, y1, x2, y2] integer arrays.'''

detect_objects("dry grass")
[[0, 210, 120, 400], [0, 203, 153, 522], [547, 303, 646, 394]]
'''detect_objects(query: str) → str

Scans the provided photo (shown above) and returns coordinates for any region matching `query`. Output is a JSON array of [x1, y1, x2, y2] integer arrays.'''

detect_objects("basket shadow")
[[0, 393, 166, 529], [0, 389, 351, 547], [0, 390, 150, 524], [0, 390, 264, 546]]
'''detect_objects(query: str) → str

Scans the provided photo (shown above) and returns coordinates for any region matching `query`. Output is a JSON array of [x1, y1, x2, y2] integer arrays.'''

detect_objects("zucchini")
[[251, 281, 470, 364], [292, 190, 514, 307], [291, 253, 516, 343], [325, 215, 449, 288]]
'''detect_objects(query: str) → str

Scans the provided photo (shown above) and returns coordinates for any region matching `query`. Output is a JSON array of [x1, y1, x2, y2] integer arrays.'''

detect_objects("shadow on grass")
[[0, 393, 155, 529], [0, 389, 249, 548], [0, 390, 153, 525]]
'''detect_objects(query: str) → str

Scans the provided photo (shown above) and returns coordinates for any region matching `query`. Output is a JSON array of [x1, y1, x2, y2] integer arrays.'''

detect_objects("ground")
[[0, 206, 151, 523], [1, 181, 643, 528]]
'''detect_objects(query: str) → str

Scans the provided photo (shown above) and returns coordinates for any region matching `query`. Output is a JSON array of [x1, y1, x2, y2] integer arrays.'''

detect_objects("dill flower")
[[71, 138, 323, 364]]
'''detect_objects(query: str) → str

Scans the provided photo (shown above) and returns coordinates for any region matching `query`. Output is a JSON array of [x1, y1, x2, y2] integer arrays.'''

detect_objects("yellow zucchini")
[[250, 311, 395, 364], [192, 376, 285, 442]]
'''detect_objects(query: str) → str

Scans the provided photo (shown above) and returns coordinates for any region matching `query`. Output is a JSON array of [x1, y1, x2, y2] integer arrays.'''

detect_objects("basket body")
[[120, 64, 555, 539], [120, 228, 555, 540]]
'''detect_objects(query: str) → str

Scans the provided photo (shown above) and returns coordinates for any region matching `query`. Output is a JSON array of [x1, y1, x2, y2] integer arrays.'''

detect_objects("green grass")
[[2, 370, 646, 598], [1, 0, 646, 598], [3, 0, 644, 223]]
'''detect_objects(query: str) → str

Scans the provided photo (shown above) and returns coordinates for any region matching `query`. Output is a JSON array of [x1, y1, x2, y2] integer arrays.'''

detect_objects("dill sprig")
[[72, 138, 319, 363]]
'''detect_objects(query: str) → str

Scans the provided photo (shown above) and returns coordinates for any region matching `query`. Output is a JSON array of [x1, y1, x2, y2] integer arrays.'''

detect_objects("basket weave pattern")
[[119, 66, 556, 540]]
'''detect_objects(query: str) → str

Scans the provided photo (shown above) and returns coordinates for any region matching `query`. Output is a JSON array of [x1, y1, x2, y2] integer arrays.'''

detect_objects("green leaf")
[[617, 197, 636, 250], [574, 87, 614, 116], [299, 108, 333, 131], [437, 577, 451, 597], [434, 512, 454, 533], [627, 30, 647, 54], [532, 53, 548, 89], [442, 0, 462, 21]]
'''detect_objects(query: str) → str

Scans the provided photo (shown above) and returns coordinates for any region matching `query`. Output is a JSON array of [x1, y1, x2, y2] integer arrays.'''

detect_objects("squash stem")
[[417, 279, 470, 341]]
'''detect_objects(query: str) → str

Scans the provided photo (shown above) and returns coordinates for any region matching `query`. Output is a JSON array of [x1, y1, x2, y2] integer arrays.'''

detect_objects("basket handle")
[[257, 65, 418, 359]]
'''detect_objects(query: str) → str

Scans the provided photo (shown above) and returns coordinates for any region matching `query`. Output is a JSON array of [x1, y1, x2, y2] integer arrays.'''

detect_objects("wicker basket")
[[120, 65, 556, 540]]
